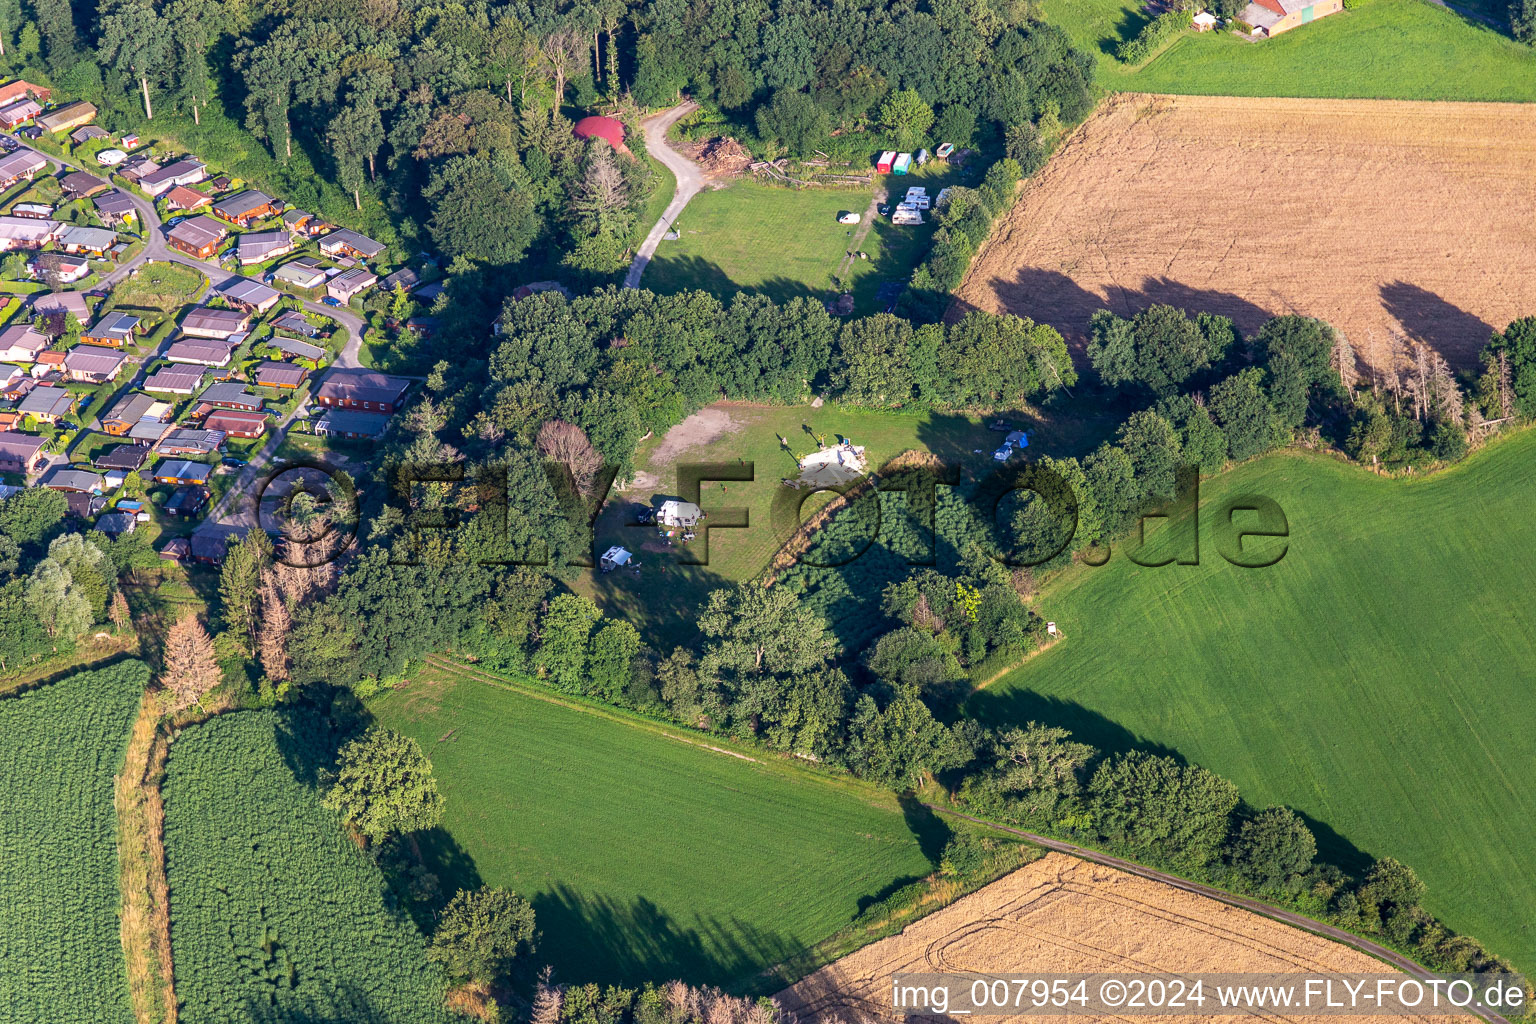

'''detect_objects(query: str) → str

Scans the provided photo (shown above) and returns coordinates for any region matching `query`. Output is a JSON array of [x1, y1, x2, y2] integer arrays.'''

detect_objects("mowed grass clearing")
[[583, 402, 997, 648], [370, 662, 946, 991], [1046, 0, 1536, 101], [968, 430, 1536, 970]]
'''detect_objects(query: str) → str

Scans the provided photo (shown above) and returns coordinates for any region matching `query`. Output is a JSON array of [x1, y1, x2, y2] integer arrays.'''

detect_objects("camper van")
[[892, 152, 912, 175]]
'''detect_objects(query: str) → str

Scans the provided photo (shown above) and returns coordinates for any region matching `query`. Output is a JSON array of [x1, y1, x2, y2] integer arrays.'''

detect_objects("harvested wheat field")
[[956, 93, 1536, 372], [779, 852, 1452, 1024]]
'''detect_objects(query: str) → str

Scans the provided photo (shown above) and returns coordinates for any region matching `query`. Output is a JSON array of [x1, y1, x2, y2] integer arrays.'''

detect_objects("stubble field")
[[956, 93, 1536, 371], [780, 852, 1458, 1024]]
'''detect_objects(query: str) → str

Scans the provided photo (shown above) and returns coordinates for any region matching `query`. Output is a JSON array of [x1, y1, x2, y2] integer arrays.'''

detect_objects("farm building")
[[315, 369, 410, 412], [93, 191, 137, 227], [252, 361, 307, 389], [236, 230, 294, 265], [572, 115, 628, 154], [164, 486, 209, 517], [36, 101, 96, 133], [59, 225, 117, 256], [327, 267, 377, 303], [203, 409, 268, 438], [163, 185, 211, 211], [154, 427, 224, 455], [165, 338, 238, 366], [196, 382, 263, 412], [82, 310, 141, 348], [166, 216, 228, 259], [314, 408, 389, 439], [600, 546, 632, 572], [656, 500, 702, 529], [212, 190, 280, 226], [180, 307, 251, 339], [216, 277, 281, 313], [0, 215, 61, 250], [0, 150, 46, 188], [0, 98, 40, 129], [153, 459, 211, 486], [273, 256, 328, 289], [138, 158, 207, 196], [93, 445, 149, 471], [319, 228, 385, 260], [0, 324, 47, 362], [44, 466, 104, 493], [143, 367, 205, 395], [0, 431, 47, 473], [18, 386, 73, 423], [1241, 0, 1342, 35], [59, 171, 109, 199], [63, 344, 128, 384]]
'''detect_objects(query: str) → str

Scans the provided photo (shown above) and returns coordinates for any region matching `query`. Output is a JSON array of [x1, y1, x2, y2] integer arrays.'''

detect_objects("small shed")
[[600, 546, 632, 572], [1193, 10, 1218, 29], [892, 153, 912, 175]]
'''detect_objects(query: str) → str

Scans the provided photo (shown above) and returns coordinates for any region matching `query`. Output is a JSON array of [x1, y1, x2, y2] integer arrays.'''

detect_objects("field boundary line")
[[116, 692, 177, 1024], [421, 655, 760, 764], [920, 803, 1512, 1024]]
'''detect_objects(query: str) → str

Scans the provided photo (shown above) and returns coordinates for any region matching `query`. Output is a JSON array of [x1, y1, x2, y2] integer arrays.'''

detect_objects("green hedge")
[[1117, 9, 1194, 64]]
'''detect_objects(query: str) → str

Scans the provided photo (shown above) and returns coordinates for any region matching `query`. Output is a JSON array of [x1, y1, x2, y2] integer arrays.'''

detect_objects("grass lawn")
[[967, 429, 1536, 971], [369, 662, 950, 991], [112, 261, 206, 313], [646, 181, 873, 304], [1046, 0, 1536, 101], [582, 401, 999, 648]]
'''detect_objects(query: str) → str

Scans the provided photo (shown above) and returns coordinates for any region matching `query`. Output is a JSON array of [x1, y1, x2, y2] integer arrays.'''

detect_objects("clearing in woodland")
[[368, 661, 950, 991], [956, 94, 1536, 373], [780, 852, 1453, 1024], [968, 430, 1536, 975]]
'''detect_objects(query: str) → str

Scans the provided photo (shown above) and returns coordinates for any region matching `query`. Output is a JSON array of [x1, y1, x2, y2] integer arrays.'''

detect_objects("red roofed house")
[[203, 409, 268, 438], [1240, 0, 1342, 35], [572, 115, 630, 156], [0, 81, 50, 108]]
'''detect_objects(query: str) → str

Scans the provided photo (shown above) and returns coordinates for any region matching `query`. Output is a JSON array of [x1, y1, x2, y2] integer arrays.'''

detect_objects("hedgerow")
[[162, 710, 454, 1024], [0, 661, 147, 1024]]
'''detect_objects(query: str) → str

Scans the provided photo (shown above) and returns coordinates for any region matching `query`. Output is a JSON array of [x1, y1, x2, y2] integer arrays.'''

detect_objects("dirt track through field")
[[956, 94, 1536, 372], [779, 853, 1472, 1024]]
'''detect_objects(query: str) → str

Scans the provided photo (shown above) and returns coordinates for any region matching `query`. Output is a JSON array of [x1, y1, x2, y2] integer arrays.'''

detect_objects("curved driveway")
[[624, 100, 703, 289]]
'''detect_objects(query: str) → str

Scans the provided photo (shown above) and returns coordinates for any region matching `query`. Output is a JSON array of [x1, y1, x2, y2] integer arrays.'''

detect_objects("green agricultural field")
[[968, 430, 1536, 970], [370, 663, 950, 991], [0, 661, 147, 1024], [1047, 0, 1536, 101], [162, 710, 452, 1024]]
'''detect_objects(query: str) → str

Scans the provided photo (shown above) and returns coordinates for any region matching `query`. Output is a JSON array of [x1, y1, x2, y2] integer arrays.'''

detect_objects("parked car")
[[321, 296, 342, 308], [221, 456, 247, 468], [166, 215, 185, 227]]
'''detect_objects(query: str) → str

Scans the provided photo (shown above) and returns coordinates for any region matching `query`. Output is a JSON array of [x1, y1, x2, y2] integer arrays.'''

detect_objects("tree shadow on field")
[[955, 267, 1277, 364], [965, 688, 1186, 763], [240, 983, 394, 1024], [1294, 808, 1376, 881], [531, 886, 803, 992], [899, 792, 956, 866], [1379, 280, 1495, 370], [645, 253, 829, 307]]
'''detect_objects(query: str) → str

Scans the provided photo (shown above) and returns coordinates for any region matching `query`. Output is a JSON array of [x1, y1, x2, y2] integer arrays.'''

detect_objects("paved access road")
[[624, 100, 702, 289]]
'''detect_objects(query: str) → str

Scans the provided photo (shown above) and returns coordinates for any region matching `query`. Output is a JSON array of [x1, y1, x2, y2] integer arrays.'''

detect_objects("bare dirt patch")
[[780, 852, 1446, 1024], [623, 405, 745, 493], [956, 93, 1536, 372]]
